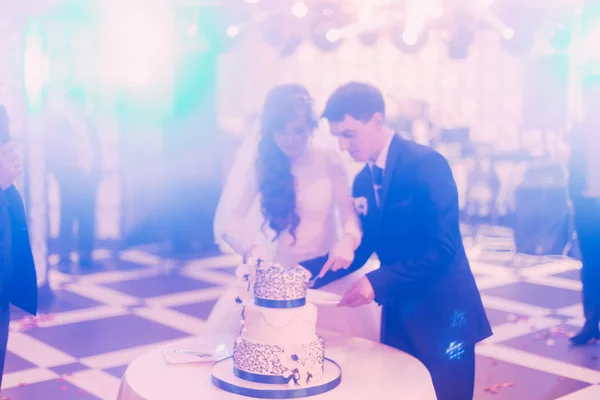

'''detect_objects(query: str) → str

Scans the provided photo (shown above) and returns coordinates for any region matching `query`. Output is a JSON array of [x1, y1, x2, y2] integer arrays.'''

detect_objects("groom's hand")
[[337, 277, 374, 308]]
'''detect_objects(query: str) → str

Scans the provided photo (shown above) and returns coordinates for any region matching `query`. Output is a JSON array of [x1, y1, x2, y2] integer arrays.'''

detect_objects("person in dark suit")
[[317, 83, 492, 399], [46, 89, 101, 271], [567, 76, 600, 345], [0, 107, 38, 388]]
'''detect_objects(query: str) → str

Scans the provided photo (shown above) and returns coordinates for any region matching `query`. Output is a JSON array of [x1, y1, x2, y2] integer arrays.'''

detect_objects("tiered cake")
[[232, 259, 325, 386]]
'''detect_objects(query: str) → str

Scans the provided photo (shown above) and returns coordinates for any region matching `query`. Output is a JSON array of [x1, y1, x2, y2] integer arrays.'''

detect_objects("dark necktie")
[[371, 165, 384, 207]]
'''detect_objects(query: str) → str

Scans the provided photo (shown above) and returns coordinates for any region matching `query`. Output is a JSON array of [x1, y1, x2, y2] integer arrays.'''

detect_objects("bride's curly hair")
[[256, 84, 318, 243]]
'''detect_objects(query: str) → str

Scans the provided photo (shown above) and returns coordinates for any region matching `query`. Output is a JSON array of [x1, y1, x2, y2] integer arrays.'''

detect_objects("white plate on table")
[[163, 334, 233, 364]]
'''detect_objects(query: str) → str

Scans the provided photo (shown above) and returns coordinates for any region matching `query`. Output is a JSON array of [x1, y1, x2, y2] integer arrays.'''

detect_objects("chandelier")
[[197, 0, 582, 58]]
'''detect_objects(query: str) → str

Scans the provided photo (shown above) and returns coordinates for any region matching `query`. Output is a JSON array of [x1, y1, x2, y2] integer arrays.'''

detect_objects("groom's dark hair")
[[321, 82, 386, 123]]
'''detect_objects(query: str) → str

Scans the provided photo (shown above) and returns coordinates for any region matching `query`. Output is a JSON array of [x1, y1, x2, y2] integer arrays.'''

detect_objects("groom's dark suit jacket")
[[348, 135, 491, 360]]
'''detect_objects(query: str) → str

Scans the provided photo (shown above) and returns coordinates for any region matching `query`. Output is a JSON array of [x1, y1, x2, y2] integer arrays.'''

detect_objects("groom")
[[319, 83, 492, 399]]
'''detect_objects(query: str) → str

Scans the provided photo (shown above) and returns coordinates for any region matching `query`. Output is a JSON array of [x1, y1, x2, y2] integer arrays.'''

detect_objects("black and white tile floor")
[[2, 236, 599, 399]]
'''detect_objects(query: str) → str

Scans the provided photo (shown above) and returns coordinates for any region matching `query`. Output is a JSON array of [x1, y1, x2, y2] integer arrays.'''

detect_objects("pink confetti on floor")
[[533, 327, 575, 345], [484, 384, 500, 394], [484, 381, 516, 395], [13, 314, 56, 331]]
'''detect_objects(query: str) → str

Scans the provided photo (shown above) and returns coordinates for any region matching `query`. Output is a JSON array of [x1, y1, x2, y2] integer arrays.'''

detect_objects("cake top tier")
[[238, 258, 311, 308]]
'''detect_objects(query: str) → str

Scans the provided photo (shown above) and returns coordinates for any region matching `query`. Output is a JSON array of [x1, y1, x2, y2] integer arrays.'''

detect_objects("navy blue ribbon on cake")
[[254, 297, 306, 308], [234, 367, 292, 384], [213, 360, 342, 399], [213, 375, 341, 399]]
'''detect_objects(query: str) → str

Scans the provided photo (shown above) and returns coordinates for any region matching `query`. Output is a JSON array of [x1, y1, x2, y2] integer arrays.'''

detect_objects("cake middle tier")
[[242, 302, 318, 344]]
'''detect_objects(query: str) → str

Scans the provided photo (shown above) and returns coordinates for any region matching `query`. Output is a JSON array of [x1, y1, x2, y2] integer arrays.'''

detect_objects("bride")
[[214, 84, 361, 275], [206, 84, 376, 337]]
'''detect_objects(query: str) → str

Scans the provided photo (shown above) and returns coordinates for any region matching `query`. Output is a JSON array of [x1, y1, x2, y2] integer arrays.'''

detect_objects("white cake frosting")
[[232, 258, 324, 386], [242, 302, 318, 343]]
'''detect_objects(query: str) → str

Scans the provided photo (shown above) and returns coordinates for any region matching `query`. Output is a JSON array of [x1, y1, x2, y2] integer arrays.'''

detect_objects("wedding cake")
[[232, 259, 325, 386]]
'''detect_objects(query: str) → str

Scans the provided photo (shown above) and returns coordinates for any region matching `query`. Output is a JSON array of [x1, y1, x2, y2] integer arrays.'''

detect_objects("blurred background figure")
[[160, 117, 223, 257], [46, 90, 101, 272], [0, 105, 37, 388], [568, 76, 600, 345]]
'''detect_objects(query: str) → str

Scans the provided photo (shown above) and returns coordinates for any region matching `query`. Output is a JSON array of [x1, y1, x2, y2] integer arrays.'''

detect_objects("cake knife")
[[306, 275, 320, 288]]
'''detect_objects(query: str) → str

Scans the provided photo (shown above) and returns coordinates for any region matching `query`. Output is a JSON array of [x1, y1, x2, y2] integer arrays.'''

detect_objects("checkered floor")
[[2, 237, 600, 399]]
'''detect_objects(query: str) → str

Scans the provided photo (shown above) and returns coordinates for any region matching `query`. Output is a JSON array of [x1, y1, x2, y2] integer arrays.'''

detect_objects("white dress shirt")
[[222, 144, 362, 265]]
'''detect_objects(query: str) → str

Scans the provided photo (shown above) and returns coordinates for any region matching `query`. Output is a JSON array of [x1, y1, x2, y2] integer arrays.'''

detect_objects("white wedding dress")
[[215, 144, 361, 265], [207, 129, 381, 342]]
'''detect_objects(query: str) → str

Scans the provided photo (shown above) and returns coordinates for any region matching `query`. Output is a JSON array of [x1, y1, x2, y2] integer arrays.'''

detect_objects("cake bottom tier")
[[232, 335, 325, 385]]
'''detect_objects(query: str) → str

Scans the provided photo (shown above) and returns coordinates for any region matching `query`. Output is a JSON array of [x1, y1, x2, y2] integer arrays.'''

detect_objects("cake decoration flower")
[[234, 281, 253, 304], [235, 262, 256, 283], [278, 346, 316, 386]]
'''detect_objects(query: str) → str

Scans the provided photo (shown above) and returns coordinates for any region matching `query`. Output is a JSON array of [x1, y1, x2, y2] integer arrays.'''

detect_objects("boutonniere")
[[353, 196, 368, 216]]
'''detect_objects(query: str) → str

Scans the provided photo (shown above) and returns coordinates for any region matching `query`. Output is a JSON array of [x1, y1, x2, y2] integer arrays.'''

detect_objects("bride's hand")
[[244, 245, 268, 263], [318, 234, 356, 278]]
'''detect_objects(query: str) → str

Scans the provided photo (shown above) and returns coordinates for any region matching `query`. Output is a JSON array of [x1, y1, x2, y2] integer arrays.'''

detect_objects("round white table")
[[117, 331, 436, 400]]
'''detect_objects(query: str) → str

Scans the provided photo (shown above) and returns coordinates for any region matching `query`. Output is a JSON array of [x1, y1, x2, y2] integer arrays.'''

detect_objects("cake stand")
[[211, 358, 342, 399]]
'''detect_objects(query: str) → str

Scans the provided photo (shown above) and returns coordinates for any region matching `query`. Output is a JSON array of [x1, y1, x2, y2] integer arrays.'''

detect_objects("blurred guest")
[[465, 156, 500, 226], [161, 117, 201, 255], [411, 101, 437, 146], [0, 106, 38, 387], [46, 90, 101, 271], [162, 117, 222, 256], [568, 76, 600, 345]]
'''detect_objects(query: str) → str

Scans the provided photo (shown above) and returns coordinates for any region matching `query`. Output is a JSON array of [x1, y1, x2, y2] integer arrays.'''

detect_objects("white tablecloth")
[[118, 331, 436, 400], [204, 260, 382, 342]]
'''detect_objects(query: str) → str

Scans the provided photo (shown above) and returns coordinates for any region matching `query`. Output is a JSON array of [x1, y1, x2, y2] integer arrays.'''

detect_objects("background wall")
[[217, 29, 527, 211], [217, 30, 524, 145]]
